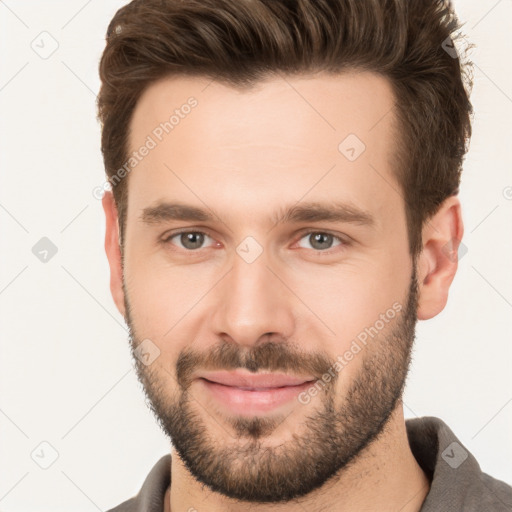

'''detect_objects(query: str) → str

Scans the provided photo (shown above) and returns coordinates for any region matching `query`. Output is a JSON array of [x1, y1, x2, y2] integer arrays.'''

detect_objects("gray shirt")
[[107, 416, 512, 511]]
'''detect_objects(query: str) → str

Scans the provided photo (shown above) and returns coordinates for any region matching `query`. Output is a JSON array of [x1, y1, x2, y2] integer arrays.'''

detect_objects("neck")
[[165, 400, 430, 512]]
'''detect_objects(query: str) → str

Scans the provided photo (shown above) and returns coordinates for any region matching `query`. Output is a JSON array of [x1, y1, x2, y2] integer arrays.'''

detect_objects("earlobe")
[[102, 191, 126, 319], [416, 196, 464, 321]]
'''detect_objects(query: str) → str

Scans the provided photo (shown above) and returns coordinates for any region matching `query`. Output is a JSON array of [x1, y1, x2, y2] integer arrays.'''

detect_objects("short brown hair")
[[97, 0, 473, 258]]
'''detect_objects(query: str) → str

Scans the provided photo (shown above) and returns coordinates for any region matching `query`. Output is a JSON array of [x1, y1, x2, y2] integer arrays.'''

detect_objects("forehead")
[[130, 70, 396, 148], [126, 71, 401, 228]]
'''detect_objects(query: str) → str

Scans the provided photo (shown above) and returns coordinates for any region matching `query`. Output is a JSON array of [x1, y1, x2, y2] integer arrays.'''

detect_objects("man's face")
[[120, 71, 418, 502]]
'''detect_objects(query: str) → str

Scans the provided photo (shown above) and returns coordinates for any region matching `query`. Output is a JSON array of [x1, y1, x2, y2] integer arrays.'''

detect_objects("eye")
[[296, 231, 345, 252], [162, 230, 216, 251], [161, 229, 347, 253]]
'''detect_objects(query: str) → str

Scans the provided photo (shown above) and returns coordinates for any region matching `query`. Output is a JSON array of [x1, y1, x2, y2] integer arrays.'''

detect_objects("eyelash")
[[160, 229, 349, 254]]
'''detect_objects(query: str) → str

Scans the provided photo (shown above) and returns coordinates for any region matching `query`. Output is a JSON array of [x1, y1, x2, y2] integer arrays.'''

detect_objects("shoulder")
[[406, 416, 512, 511], [477, 472, 512, 511]]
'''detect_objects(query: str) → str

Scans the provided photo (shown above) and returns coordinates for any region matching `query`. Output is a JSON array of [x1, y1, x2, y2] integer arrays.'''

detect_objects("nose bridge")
[[210, 243, 295, 347]]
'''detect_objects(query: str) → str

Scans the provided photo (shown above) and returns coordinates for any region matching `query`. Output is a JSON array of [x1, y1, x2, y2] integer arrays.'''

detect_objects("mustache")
[[176, 339, 336, 390]]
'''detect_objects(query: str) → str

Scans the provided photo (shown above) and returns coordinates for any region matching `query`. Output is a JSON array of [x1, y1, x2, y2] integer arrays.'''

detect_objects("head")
[[98, 0, 472, 504]]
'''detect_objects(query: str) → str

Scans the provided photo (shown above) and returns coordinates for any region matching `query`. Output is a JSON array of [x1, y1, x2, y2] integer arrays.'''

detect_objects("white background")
[[0, 1, 511, 510]]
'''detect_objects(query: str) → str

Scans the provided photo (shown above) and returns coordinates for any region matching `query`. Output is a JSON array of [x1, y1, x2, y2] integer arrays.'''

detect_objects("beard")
[[123, 264, 419, 504]]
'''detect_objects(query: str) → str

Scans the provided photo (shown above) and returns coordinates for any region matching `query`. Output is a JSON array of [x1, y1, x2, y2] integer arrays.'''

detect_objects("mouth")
[[196, 370, 316, 388], [195, 371, 317, 415]]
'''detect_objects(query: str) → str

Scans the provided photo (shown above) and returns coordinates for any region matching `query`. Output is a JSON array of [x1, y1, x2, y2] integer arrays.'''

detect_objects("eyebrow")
[[140, 201, 375, 228]]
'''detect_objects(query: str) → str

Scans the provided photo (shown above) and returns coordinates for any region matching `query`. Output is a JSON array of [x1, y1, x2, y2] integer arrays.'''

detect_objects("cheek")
[[287, 256, 407, 338], [123, 256, 221, 363], [282, 257, 410, 388]]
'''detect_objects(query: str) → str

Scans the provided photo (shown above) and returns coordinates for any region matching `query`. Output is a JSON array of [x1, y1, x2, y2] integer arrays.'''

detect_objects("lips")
[[197, 372, 318, 415], [197, 370, 316, 389]]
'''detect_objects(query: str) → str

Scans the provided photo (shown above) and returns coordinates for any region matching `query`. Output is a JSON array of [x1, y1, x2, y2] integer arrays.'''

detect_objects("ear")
[[416, 195, 464, 320], [102, 191, 126, 319]]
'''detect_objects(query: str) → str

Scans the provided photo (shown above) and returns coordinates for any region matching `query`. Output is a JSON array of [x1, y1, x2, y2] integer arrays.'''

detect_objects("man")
[[97, 0, 512, 510]]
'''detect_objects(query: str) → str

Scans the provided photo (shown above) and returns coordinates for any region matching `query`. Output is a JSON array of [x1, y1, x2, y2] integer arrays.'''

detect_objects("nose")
[[209, 245, 296, 348]]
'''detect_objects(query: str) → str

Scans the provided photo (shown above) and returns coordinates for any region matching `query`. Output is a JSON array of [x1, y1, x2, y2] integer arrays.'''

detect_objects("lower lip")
[[198, 378, 316, 415]]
